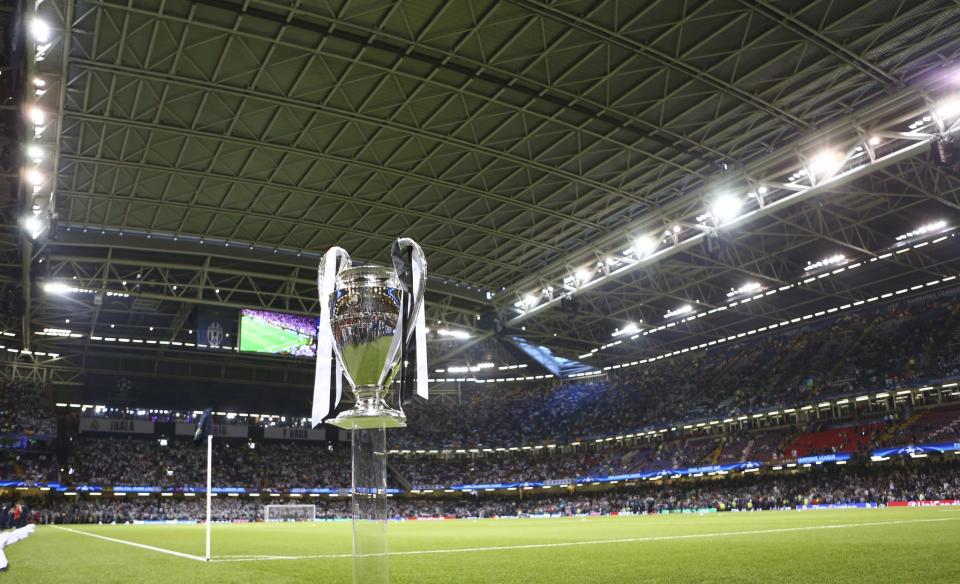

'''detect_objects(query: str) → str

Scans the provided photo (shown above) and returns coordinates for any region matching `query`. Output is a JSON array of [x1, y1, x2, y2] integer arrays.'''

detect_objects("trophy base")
[[328, 386, 407, 430], [328, 408, 407, 430]]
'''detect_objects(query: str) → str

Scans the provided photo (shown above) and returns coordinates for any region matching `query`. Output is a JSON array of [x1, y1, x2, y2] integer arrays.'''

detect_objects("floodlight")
[[808, 149, 843, 176], [632, 236, 657, 258], [612, 322, 640, 337], [29, 107, 45, 126], [868, 136, 881, 146], [438, 328, 470, 339], [711, 194, 742, 223], [26, 168, 43, 186], [23, 214, 46, 239], [936, 97, 960, 120], [26, 145, 43, 162], [42, 282, 71, 294], [523, 294, 536, 308], [31, 19, 51, 43], [575, 269, 591, 283]]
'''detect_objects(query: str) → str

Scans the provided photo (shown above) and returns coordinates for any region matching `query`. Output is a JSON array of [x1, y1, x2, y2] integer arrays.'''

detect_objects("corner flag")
[[193, 409, 213, 446]]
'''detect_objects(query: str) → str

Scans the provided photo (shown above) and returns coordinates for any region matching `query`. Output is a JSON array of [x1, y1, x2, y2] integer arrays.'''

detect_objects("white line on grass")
[[52, 526, 207, 562], [209, 517, 960, 562], [53, 517, 960, 564]]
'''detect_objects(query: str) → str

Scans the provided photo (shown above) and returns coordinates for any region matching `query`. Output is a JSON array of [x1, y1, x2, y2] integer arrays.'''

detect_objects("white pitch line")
[[52, 526, 207, 562], [209, 516, 960, 563]]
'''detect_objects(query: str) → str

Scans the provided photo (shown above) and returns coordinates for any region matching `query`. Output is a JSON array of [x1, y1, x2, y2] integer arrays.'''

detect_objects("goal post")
[[264, 504, 317, 523]]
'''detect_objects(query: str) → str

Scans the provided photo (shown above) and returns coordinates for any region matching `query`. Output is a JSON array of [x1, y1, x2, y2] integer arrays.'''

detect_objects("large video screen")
[[239, 309, 318, 357]]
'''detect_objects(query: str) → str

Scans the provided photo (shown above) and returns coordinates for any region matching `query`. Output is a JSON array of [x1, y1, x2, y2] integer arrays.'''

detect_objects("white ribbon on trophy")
[[312, 246, 350, 427], [391, 237, 429, 401]]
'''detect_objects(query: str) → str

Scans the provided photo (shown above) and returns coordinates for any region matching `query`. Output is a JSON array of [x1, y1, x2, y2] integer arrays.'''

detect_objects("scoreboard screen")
[[238, 309, 318, 357]]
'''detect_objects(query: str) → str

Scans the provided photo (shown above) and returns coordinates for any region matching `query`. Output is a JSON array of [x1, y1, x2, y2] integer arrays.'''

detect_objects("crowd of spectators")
[[0, 381, 56, 436], [66, 437, 350, 489], [22, 460, 960, 523], [393, 294, 960, 449], [4, 292, 956, 494], [243, 310, 317, 339], [394, 438, 729, 487], [0, 451, 56, 483], [37, 497, 264, 524], [49, 399, 960, 490]]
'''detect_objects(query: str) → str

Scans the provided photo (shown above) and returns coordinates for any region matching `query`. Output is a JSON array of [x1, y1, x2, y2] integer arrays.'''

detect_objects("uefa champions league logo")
[[116, 378, 132, 394], [207, 322, 224, 348]]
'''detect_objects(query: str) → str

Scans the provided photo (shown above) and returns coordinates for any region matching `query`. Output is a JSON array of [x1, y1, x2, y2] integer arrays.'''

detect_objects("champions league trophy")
[[312, 238, 428, 584]]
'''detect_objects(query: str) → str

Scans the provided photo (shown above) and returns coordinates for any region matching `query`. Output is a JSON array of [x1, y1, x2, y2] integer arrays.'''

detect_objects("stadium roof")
[[3, 0, 960, 392]]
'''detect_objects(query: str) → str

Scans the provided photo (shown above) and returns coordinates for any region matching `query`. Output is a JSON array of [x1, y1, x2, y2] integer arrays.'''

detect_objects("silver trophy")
[[321, 240, 426, 430], [314, 239, 428, 584]]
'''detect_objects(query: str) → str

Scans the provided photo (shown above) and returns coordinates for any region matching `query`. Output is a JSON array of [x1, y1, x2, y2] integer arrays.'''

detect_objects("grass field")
[[5, 507, 960, 583], [239, 315, 314, 355]]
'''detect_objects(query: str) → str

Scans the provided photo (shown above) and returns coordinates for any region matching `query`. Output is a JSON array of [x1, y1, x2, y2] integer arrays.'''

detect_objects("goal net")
[[263, 504, 316, 523]]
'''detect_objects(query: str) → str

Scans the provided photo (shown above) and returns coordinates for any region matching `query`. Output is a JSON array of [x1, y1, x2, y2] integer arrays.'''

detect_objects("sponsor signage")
[[263, 426, 326, 442], [174, 422, 248, 439], [797, 453, 851, 464], [80, 417, 155, 435], [889, 499, 960, 507], [872, 442, 960, 458], [798, 503, 877, 510], [444, 462, 765, 492], [114, 485, 162, 493]]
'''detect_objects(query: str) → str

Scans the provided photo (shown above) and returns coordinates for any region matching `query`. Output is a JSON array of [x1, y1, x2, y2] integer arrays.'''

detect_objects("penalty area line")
[[210, 516, 960, 563], [52, 526, 207, 562]]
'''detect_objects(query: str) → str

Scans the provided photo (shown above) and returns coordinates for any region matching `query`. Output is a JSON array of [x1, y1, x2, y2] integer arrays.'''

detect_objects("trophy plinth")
[[328, 385, 406, 429]]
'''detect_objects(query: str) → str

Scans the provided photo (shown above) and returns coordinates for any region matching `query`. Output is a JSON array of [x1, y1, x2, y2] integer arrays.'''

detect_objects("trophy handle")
[[319, 247, 352, 294], [391, 238, 427, 345]]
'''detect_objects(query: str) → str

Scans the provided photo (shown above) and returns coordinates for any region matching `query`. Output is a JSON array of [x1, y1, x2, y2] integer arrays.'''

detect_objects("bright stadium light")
[[664, 304, 693, 319], [23, 214, 46, 239], [42, 282, 71, 294], [611, 322, 640, 337], [437, 328, 470, 339], [631, 235, 657, 258], [25, 168, 43, 186], [726, 282, 763, 298], [895, 220, 949, 242], [30, 106, 45, 126], [808, 149, 843, 176], [31, 19, 51, 43], [936, 97, 960, 120], [710, 193, 742, 224], [26, 145, 44, 162]]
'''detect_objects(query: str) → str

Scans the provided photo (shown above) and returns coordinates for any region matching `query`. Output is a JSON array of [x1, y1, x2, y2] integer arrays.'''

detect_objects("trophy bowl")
[[327, 265, 408, 430]]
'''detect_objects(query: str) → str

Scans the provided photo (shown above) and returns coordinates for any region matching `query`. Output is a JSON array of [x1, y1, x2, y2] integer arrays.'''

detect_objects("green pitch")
[[8, 508, 960, 583], [239, 315, 313, 355]]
